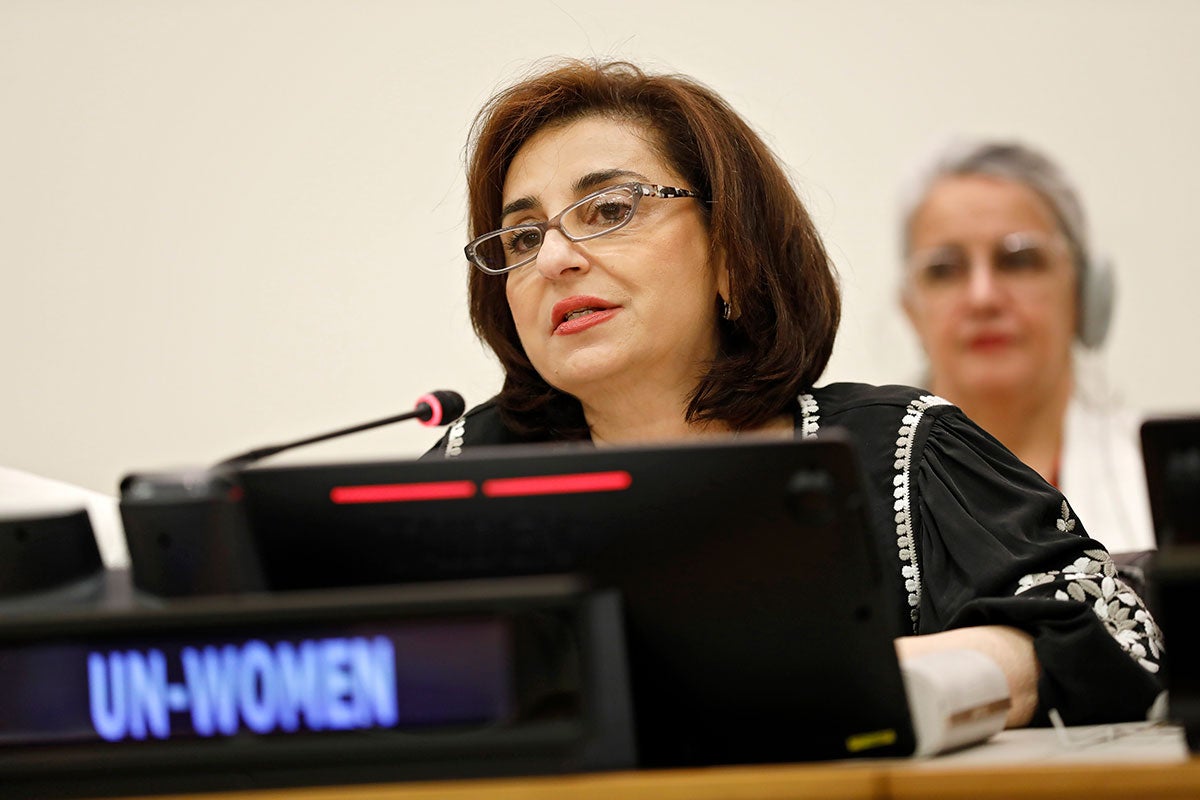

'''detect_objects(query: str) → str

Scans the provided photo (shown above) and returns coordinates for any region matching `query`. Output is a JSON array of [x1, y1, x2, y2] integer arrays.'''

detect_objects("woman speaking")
[[430, 59, 1162, 729]]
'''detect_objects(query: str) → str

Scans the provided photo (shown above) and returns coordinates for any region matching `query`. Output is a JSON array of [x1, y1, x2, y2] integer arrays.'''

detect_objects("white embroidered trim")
[[444, 417, 466, 458], [1015, 547, 1164, 675], [894, 393, 951, 630], [798, 393, 819, 439]]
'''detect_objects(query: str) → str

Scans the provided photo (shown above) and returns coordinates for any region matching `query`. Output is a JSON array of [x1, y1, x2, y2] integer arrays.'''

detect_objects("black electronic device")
[[1141, 415, 1200, 751], [1150, 550, 1200, 750], [119, 390, 464, 598], [1141, 416, 1200, 548], [235, 434, 917, 766], [119, 469, 265, 598], [0, 508, 106, 610], [0, 574, 634, 798]]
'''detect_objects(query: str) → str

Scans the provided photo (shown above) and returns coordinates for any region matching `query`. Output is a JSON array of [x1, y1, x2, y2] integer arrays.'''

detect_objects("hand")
[[895, 625, 1040, 728]]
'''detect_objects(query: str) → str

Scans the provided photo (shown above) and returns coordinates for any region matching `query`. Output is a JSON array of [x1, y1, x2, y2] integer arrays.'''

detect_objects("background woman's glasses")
[[908, 231, 1073, 294]]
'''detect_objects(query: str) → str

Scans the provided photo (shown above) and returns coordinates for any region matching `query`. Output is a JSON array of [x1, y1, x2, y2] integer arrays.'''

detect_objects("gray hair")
[[898, 138, 1090, 269]]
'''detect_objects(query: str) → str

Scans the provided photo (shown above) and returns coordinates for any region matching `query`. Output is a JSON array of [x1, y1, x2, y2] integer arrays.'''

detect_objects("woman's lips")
[[967, 333, 1015, 351], [554, 308, 619, 335], [551, 296, 619, 335]]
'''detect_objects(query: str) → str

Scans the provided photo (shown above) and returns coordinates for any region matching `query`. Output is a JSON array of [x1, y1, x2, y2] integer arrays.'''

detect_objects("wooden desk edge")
[[885, 758, 1200, 800], [119, 757, 1200, 800]]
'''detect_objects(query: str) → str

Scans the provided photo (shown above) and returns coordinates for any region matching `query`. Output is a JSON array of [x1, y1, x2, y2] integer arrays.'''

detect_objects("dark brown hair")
[[466, 59, 840, 440]]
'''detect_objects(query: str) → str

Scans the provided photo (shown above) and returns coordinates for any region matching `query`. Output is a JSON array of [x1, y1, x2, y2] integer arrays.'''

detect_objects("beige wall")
[[3, 0, 1198, 493]]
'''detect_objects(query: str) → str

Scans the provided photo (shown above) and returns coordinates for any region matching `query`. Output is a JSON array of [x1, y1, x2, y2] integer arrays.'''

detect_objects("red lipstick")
[[551, 295, 620, 335]]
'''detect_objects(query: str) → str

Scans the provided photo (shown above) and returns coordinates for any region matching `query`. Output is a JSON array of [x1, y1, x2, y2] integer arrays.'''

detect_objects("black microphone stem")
[[217, 408, 426, 468]]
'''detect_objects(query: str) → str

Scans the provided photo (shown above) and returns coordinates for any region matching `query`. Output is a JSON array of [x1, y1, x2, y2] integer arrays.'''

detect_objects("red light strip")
[[482, 470, 632, 498], [330, 480, 477, 504]]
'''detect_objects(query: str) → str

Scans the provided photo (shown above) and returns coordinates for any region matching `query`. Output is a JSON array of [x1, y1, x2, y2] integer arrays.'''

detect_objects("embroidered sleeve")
[[1014, 542, 1163, 675], [909, 406, 1165, 722]]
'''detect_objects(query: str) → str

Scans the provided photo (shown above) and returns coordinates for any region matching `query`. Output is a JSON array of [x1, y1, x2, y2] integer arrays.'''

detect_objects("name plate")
[[0, 574, 634, 797], [1, 618, 509, 746]]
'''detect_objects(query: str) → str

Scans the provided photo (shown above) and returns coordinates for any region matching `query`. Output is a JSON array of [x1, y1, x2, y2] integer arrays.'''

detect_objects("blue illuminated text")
[[87, 636, 398, 741]]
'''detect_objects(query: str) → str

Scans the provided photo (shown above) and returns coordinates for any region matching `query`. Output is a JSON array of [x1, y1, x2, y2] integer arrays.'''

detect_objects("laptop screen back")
[[238, 434, 916, 765]]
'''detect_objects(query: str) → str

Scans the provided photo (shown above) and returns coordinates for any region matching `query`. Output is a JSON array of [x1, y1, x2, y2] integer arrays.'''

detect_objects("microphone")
[[216, 390, 466, 469]]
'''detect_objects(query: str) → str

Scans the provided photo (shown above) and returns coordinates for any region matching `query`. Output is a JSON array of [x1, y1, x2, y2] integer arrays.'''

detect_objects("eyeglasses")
[[907, 231, 1072, 294], [465, 182, 702, 275]]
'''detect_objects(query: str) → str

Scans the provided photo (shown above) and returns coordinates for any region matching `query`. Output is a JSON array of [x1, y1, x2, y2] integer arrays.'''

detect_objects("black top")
[[427, 382, 1164, 725]]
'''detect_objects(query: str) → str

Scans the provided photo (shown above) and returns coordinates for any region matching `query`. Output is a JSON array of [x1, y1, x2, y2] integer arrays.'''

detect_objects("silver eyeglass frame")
[[464, 181, 702, 275]]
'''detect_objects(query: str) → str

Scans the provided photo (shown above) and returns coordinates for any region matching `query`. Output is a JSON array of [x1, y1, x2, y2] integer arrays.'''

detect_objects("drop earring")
[[721, 299, 732, 321]]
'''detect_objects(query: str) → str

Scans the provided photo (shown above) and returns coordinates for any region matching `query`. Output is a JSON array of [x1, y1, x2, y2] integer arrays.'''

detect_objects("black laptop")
[[238, 432, 917, 766]]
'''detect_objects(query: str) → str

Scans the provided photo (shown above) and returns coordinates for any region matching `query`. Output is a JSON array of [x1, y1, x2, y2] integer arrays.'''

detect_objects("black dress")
[[427, 382, 1164, 725]]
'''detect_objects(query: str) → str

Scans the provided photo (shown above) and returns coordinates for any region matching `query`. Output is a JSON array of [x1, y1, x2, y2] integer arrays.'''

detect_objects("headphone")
[[1077, 251, 1116, 349]]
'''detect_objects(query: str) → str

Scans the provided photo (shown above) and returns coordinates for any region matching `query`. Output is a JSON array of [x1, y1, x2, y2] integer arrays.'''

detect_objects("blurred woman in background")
[[899, 140, 1154, 554]]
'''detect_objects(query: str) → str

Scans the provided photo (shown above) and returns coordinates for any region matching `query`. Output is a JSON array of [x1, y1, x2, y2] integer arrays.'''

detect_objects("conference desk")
[[103, 723, 1194, 800]]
